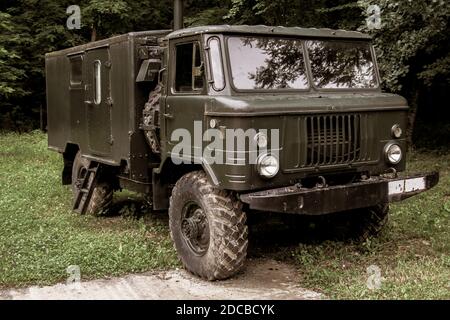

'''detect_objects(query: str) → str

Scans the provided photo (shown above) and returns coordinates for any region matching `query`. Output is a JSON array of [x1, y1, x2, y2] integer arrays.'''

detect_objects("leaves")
[[0, 12, 26, 98], [358, 0, 450, 92]]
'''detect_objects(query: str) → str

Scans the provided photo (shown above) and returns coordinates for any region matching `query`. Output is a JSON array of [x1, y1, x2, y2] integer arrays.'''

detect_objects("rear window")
[[307, 40, 377, 89]]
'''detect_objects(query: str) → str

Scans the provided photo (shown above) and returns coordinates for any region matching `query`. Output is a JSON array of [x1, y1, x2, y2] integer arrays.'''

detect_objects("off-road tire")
[[169, 171, 248, 280], [143, 84, 162, 154], [331, 203, 389, 241], [354, 203, 389, 240], [71, 152, 113, 215]]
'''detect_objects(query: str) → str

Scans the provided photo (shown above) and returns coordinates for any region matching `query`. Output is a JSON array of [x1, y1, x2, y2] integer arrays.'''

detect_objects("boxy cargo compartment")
[[45, 30, 170, 183]]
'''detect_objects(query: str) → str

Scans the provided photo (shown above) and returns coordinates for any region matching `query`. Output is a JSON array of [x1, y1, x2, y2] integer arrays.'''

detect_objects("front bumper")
[[240, 172, 439, 215]]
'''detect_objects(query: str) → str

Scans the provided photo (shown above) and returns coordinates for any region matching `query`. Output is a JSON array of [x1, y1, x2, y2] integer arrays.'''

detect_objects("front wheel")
[[169, 171, 248, 280]]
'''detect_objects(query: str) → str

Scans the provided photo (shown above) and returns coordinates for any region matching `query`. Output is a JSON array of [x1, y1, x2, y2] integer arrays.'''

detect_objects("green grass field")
[[0, 131, 179, 288], [0, 131, 448, 299]]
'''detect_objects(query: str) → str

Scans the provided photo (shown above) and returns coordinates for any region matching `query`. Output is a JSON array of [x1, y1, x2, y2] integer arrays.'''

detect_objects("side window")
[[93, 60, 101, 104], [175, 42, 204, 92], [69, 55, 82, 86], [207, 38, 225, 91]]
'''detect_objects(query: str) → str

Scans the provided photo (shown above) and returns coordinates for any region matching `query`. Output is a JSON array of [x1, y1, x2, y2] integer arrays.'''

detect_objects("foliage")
[[358, 0, 450, 93], [0, 12, 25, 97], [82, 0, 130, 40], [184, 0, 231, 26], [1, 0, 85, 129]]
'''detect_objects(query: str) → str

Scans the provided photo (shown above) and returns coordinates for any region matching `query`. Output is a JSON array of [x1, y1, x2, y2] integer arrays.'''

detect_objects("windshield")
[[224, 36, 377, 91], [227, 36, 308, 90], [307, 40, 377, 89]]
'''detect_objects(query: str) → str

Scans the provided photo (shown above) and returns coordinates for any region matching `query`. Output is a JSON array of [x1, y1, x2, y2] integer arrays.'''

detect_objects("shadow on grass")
[[246, 212, 369, 259], [96, 194, 371, 259]]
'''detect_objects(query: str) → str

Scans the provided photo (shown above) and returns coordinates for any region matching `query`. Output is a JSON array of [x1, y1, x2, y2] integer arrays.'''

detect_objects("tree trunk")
[[406, 87, 420, 150], [91, 24, 97, 42]]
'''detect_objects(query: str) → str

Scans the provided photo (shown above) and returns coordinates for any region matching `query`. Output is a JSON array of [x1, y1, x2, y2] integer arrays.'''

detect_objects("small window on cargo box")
[[69, 55, 82, 85], [93, 60, 101, 104], [175, 42, 204, 92]]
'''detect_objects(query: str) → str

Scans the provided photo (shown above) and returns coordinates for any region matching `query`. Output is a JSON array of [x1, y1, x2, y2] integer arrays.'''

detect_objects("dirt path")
[[0, 259, 322, 300]]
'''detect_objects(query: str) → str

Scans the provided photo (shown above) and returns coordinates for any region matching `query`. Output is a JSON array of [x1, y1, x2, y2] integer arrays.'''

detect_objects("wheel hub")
[[181, 205, 209, 255], [182, 215, 200, 239]]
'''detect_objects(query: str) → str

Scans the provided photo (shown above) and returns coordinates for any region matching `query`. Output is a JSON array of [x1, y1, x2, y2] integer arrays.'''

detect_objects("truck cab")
[[160, 26, 407, 191]]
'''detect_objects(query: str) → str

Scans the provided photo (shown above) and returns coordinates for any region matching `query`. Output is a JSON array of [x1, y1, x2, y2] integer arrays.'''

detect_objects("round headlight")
[[385, 143, 402, 164], [254, 132, 268, 148], [257, 154, 279, 178], [391, 124, 402, 138]]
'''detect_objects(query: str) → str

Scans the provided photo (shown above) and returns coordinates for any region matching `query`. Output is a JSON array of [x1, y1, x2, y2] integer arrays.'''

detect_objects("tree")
[[358, 0, 450, 143], [225, 0, 332, 27], [184, 0, 231, 26], [0, 12, 25, 98], [82, 0, 130, 41], [0, 0, 173, 129]]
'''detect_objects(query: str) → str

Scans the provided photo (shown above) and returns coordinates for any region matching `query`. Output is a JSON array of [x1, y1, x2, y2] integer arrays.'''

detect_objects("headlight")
[[385, 143, 402, 164], [391, 124, 402, 138], [256, 154, 279, 178]]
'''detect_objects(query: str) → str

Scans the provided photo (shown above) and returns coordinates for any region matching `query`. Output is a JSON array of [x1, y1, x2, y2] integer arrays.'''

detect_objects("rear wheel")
[[71, 152, 113, 215], [353, 203, 389, 240], [169, 171, 248, 280], [330, 203, 389, 241]]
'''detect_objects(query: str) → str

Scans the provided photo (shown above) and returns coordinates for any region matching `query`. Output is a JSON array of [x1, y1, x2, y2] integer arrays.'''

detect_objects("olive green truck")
[[45, 2, 439, 280]]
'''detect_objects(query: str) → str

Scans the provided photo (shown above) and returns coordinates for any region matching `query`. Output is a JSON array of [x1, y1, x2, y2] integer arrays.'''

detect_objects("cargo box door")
[[84, 48, 112, 156]]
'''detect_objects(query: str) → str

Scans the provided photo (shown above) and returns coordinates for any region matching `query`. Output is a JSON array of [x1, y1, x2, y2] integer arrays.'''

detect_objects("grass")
[[0, 131, 179, 289], [0, 131, 448, 299], [290, 150, 450, 299]]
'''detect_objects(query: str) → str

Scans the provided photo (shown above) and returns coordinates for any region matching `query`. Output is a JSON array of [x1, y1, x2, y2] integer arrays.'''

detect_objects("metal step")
[[73, 162, 100, 214]]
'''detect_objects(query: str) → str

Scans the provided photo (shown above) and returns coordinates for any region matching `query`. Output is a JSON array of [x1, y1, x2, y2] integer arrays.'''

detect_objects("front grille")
[[305, 114, 366, 166]]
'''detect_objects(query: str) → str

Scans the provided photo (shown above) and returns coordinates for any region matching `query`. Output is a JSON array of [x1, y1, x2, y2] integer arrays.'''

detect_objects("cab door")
[[163, 38, 207, 163], [84, 47, 112, 156]]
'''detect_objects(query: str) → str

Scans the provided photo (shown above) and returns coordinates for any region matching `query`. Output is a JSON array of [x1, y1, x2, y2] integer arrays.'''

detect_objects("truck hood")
[[205, 92, 408, 116]]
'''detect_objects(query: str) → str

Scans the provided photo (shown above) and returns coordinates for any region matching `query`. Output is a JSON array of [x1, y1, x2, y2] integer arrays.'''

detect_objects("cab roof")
[[166, 25, 372, 40]]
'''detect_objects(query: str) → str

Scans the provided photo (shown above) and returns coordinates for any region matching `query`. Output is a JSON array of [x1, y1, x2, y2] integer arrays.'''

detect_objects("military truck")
[[45, 0, 439, 280]]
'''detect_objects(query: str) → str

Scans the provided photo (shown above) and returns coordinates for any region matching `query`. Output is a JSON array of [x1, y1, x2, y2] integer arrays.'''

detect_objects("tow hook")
[[316, 176, 327, 188], [382, 167, 398, 179]]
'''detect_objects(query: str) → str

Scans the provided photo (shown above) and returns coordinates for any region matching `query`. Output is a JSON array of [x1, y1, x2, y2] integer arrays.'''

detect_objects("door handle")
[[163, 113, 174, 119], [84, 100, 93, 106]]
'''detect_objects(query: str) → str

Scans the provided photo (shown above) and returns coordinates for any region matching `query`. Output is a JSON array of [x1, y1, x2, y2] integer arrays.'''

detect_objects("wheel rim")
[[181, 202, 210, 256]]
